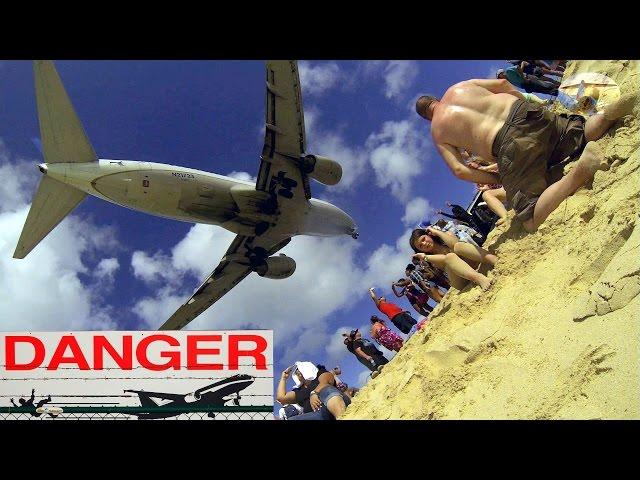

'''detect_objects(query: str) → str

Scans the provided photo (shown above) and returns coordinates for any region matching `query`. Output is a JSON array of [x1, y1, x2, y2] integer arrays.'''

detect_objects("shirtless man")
[[416, 78, 636, 232]]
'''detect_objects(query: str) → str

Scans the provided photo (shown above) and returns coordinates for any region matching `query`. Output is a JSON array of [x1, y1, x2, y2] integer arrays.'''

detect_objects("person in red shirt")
[[369, 287, 417, 335]]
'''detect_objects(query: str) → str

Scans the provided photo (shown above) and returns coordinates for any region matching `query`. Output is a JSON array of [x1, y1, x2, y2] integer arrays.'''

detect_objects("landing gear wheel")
[[251, 247, 268, 258], [281, 177, 298, 189], [255, 222, 269, 236], [263, 197, 278, 215]]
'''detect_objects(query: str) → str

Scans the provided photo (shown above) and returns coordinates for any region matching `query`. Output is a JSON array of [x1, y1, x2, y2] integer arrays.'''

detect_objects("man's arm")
[[436, 143, 501, 184], [369, 287, 381, 307], [467, 79, 526, 100], [355, 347, 373, 362]]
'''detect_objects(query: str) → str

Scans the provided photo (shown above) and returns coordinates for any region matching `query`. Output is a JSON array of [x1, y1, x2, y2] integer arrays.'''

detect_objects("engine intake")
[[301, 155, 342, 186], [253, 254, 296, 279]]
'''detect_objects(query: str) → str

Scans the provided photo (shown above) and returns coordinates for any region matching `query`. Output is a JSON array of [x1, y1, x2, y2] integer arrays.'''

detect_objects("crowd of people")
[[274, 59, 636, 420], [497, 60, 566, 97]]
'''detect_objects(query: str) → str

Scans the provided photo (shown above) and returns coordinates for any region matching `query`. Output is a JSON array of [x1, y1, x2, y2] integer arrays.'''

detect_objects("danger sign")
[[0, 331, 273, 420]]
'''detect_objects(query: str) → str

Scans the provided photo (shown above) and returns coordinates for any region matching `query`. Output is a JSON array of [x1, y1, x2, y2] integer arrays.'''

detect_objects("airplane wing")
[[257, 60, 312, 201], [124, 390, 185, 407], [159, 60, 308, 330], [158, 234, 291, 330]]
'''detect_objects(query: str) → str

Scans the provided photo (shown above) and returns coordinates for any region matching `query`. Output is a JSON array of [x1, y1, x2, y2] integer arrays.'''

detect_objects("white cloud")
[[227, 171, 257, 184], [0, 144, 120, 331], [488, 64, 503, 79], [360, 228, 414, 291], [0, 140, 37, 207], [299, 61, 342, 96], [360, 61, 419, 100], [304, 108, 368, 191], [325, 326, 352, 361], [366, 120, 431, 202], [131, 250, 177, 285], [401, 196, 435, 227], [383, 61, 419, 100], [128, 218, 418, 365], [95, 258, 119, 279], [92, 257, 120, 291], [130, 226, 365, 354]]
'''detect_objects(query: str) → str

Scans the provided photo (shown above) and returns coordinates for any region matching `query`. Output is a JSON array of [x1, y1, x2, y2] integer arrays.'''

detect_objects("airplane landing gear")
[[278, 189, 293, 199], [255, 221, 270, 236]]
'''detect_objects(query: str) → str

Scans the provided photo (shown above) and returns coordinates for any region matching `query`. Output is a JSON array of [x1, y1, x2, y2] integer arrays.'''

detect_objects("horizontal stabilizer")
[[13, 176, 86, 259], [34, 60, 97, 164]]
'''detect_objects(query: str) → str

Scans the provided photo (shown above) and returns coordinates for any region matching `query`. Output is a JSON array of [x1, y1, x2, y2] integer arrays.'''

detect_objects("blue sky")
[[0, 60, 504, 395]]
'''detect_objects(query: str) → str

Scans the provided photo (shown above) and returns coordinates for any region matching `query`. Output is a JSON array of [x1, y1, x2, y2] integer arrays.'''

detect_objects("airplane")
[[13, 60, 359, 329], [125, 374, 255, 420]]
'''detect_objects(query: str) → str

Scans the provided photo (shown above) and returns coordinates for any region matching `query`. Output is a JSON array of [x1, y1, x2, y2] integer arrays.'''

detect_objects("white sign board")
[[0, 331, 273, 420]]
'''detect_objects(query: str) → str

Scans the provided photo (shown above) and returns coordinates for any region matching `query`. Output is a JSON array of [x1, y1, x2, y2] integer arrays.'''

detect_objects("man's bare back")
[[431, 81, 519, 161], [416, 75, 635, 232]]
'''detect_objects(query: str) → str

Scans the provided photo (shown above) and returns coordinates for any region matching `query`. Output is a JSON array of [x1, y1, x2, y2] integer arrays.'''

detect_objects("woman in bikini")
[[410, 226, 498, 291]]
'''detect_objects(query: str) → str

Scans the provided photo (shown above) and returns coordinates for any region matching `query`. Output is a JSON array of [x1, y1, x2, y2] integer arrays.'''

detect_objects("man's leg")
[[358, 355, 376, 372], [585, 92, 637, 141], [372, 354, 388, 367], [482, 188, 508, 224], [443, 253, 492, 291], [523, 142, 608, 232]]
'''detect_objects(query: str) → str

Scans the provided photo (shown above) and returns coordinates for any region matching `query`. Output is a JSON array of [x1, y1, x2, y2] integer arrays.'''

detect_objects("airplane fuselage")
[[41, 160, 356, 239]]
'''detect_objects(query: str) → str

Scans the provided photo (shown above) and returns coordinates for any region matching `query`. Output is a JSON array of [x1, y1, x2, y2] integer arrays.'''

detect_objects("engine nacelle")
[[301, 155, 342, 186], [253, 254, 296, 279]]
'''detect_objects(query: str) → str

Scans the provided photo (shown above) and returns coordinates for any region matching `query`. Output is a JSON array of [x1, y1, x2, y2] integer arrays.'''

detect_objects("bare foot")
[[574, 142, 609, 181], [478, 275, 492, 291], [485, 253, 499, 267], [603, 92, 637, 120]]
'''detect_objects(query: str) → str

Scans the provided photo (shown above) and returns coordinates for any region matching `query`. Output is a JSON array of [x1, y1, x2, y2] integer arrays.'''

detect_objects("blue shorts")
[[318, 385, 351, 406], [288, 386, 351, 421]]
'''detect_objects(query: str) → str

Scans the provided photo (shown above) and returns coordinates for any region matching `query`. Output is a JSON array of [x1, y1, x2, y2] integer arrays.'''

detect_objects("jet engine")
[[300, 155, 342, 186], [252, 254, 296, 279]]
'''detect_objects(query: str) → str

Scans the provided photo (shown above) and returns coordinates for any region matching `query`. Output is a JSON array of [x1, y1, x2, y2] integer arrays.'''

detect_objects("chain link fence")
[[0, 405, 274, 420]]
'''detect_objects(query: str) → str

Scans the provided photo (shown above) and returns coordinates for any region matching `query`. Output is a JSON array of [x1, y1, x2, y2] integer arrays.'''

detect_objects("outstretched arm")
[[467, 79, 526, 100], [369, 287, 381, 307], [436, 143, 501, 185]]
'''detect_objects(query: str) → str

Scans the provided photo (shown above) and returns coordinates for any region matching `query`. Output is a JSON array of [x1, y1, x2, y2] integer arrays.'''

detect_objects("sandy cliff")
[[342, 60, 639, 419]]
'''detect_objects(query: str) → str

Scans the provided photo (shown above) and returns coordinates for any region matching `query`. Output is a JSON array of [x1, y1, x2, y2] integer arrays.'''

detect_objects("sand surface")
[[342, 60, 640, 420]]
